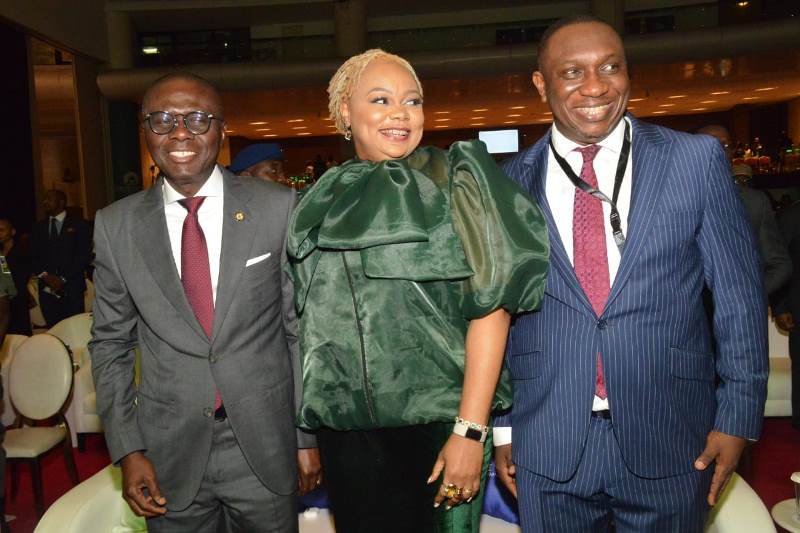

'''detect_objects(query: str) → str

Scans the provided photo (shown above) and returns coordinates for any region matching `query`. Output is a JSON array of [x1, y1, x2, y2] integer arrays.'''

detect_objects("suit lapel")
[[211, 170, 257, 342], [605, 118, 672, 310], [525, 135, 595, 316], [133, 179, 209, 341]]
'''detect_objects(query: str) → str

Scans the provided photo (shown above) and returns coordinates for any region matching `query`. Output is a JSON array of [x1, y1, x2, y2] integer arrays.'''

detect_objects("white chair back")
[[1, 334, 28, 364], [1, 333, 29, 426], [9, 334, 73, 420], [48, 313, 93, 367]]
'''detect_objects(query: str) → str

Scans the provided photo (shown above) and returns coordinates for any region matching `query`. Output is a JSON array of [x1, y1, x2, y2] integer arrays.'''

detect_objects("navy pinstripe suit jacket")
[[496, 117, 769, 481]]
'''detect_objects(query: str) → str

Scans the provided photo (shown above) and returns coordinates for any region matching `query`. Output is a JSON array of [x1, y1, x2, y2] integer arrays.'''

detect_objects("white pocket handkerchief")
[[245, 253, 271, 267]]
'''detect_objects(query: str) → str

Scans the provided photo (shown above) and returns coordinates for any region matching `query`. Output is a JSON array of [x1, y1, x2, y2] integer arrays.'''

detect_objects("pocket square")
[[245, 253, 271, 267]]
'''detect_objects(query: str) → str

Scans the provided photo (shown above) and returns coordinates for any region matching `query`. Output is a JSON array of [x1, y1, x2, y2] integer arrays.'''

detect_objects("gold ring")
[[443, 483, 462, 499]]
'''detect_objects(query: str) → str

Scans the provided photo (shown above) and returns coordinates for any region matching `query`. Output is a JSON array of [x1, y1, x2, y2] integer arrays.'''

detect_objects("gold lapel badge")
[[234, 211, 245, 222]]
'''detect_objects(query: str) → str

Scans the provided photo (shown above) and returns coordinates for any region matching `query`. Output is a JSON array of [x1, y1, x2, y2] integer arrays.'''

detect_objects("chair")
[[0, 334, 28, 427], [47, 313, 101, 449], [27, 278, 46, 331], [4, 334, 79, 518], [705, 472, 776, 532]]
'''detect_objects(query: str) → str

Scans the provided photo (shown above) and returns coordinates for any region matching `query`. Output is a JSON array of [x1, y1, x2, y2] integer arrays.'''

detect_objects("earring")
[[344, 126, 352, 141]]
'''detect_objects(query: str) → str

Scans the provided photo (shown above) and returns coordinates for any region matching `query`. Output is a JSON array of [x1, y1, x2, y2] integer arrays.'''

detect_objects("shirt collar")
[[162, 165, 224, 205], [52, 210, 67, 223], [551, 116, 629, 157]]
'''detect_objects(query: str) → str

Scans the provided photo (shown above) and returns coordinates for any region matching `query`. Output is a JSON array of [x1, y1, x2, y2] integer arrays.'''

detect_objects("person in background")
[[30, 190, 91, 327], [775, 198, 800, 430], [0, 218, 32, 335], [495, 16, 767, 532], [287, 49, 548, 533], [229, 142, 287, 185]]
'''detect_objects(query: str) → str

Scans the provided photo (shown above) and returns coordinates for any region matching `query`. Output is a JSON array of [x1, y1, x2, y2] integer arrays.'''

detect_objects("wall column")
[[106, 10, 134, 69], [591, 0, 625, 33], [334, 0, 367, 57]]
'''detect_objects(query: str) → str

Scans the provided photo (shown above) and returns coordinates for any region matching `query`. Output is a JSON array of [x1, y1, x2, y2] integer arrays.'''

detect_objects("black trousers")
[[317, 423, 449, 533]]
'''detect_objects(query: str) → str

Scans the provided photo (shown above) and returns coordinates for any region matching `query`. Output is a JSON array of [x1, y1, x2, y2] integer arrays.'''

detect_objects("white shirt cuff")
[[493, 426, 512, 446]]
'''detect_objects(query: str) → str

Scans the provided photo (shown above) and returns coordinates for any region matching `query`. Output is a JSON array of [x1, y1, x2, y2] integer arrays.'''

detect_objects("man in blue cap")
[[230, 143, 286, 185]]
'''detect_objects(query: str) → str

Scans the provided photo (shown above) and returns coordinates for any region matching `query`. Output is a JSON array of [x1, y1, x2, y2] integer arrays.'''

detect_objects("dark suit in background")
[[31, 211, 91, 327], [777, 202, 800, 429]]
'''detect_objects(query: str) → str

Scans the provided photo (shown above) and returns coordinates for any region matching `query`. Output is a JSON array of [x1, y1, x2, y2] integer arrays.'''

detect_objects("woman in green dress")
[[287, 49, 549, 532]]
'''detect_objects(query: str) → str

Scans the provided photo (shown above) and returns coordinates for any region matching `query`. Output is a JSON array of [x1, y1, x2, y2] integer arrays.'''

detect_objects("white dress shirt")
[[493, 118, 634, 446], [163, 165, 224, 305]]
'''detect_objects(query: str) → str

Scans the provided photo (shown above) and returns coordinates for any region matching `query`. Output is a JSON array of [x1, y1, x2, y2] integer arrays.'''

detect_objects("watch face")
[[465, 427, 483, 441]]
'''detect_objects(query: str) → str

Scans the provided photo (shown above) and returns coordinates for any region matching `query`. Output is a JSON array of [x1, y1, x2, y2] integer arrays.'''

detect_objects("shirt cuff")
[[493, 426, 512, 446]]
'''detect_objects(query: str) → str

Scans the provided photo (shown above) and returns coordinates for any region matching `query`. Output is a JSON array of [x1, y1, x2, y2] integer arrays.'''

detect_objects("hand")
[[121, 451, 167, 517], [428, 434, 484, 509], [775, 313, 795, 332], [42, 274, 65, 293], [694, 430, 748, 506], [494, 444, 517, 498], [297, 448, 322, 496]]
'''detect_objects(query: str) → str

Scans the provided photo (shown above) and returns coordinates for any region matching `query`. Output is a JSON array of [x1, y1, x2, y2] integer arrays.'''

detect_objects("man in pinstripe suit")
[[494, 16, 768, 532]]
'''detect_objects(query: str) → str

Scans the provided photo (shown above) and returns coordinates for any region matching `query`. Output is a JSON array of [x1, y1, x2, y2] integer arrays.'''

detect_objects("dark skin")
[[496, 20, 746, 508], [240, 159, 287, 185], [123, 76, 322, 518]]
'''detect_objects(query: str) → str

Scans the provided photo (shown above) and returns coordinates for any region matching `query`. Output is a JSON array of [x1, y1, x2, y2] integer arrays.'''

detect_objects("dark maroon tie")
[[178, 196, 222, 410], [572, 145, 609, 400]]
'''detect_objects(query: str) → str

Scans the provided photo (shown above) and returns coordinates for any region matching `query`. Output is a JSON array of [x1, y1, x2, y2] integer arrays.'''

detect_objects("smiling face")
[[142, 76, 225, 196], [341, 58, 424, 162], [533, 21, 630, 145]]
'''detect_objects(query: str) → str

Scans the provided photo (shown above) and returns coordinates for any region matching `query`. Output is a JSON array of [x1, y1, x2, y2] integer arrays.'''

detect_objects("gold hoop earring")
[[344, 126, 352, 141]]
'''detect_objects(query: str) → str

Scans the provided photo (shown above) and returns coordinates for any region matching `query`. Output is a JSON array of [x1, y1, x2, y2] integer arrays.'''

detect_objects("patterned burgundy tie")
[[572, 144, 609, 400], [178, 196, 222, 410]]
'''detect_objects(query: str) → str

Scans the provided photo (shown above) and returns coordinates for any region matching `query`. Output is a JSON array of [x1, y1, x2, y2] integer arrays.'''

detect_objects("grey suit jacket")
[[90, 167, 313, 511]]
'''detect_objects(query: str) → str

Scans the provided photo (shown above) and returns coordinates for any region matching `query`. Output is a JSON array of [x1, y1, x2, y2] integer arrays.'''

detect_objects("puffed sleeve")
[[448, 140, 549, 319]]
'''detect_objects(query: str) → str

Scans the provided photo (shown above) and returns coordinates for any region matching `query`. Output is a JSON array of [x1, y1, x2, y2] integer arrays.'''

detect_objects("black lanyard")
[[548, 121, 631, 255]]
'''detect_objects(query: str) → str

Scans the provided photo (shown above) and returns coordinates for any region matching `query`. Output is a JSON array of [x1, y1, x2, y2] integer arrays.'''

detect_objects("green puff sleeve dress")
[[287, 140, 548, 532]]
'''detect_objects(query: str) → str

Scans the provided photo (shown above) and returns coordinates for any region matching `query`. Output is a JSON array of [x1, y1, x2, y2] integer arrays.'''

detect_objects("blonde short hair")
[[327, 49, 423, 136]]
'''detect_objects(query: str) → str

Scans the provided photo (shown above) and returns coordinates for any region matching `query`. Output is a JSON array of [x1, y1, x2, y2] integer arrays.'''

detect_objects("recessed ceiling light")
[[659, 103, 675, 107], [542, 111, 552, 115], [434, 111, 451, 115], [292, 126, 308, 129], [627, 106, 636, 110], [737, 1, 750, 7], [629, 98, 645, 102], [297, 132, 312, 136], [667, 95, 688, 99], [755, 87, 777, 91], [255, 128, 271, 131], [652, 110, 667, 114], [509, 106, 526, 110], [710, 91, 730, 95], [470, 123, 485, 126], [323, 117, 333, 121], [224, 129, 234, 133], [691, 108, 708, 111], [249, 121, 268, 125], [742, 96, 759, 100], [434, 125, 449, 128], [287, 119, 305, 123], [538, 118, 551, 122], [434, 118, 451, 122], [470, 116, 485, 120], [504, 121, 518, 124], [262, 134, 277, 137], [700, 100, 717, 104], [507, 114, 522, 117], [142, 46, 159, 55], [472, 108, 488, 112]]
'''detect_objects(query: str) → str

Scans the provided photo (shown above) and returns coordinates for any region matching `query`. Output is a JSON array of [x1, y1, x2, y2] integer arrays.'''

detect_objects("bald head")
[[142, 72, 223, 116]]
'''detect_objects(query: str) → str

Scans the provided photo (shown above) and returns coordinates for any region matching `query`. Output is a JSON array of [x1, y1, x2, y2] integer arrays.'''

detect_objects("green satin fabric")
[[287, 140, 549, 430]]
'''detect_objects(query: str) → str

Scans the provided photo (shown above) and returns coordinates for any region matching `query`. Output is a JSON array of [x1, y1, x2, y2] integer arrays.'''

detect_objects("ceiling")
[[219, 51, 800, 140]]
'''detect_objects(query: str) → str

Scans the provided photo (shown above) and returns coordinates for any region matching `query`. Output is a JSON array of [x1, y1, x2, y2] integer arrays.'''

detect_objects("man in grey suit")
[[90, 73, 319, 532]]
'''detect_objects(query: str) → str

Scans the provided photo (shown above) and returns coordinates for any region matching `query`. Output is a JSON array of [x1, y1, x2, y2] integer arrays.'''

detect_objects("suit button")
[[203, 407, 213, 418], [597, 319, 607, 330], [210, 355, 218, 364]]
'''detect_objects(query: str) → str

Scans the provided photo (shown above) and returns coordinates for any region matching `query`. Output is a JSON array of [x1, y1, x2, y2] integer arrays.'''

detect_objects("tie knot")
[[576, 144, 601, 163], [179, 196, 206, 215]]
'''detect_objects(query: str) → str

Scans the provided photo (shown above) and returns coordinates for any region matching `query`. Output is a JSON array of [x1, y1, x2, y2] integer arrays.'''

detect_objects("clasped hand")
[[428, 434, 484, 509]]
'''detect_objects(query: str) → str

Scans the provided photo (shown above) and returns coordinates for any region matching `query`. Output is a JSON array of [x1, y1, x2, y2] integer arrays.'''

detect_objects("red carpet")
[[4, 421, 800, 532]]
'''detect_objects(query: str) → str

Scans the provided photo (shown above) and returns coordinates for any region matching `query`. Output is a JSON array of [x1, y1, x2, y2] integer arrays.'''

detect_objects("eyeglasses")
[[143, 111, 224, 135]]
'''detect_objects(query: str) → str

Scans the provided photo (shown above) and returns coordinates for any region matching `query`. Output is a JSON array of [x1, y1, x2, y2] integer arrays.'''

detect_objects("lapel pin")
[[234, 211, 245, 222]]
